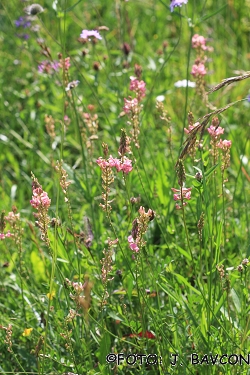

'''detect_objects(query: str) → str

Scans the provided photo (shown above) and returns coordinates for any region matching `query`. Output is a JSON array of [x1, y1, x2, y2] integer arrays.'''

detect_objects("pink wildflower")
[[0, 233, 5, 240], [129, 77, 146, 101], [184, 122, 200, 134], [121, 156, 133, 174], [108, 156, 122, 172], [217, 139, 232, 150], [191, 63, 206, 77], [38, 60, 59, 74], [5, 230, 12, 238], [80, 29, 102, 40], [192, 34, 207, 50], [96, 157, 109, 169], [30, 188, 51, 209], [123, 98, 138, 114], [207, 125, 224, 138], [171, 187, 192, 209], [59, 57, 71, 71], [128, 235, 139, 252]]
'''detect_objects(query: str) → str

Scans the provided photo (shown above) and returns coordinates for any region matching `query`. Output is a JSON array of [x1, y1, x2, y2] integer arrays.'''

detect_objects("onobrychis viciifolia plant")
[[100, 238, 118, 303], [55, 160, 72, 202], [207, 118, 232, 177], [0, 324, 13, 353], [172, 159, 192, 210], [81, 104, 99, 156], [128, 207, 155, 254], [30, 172, 51, 247], [97, 141, 133, 213], [191, 33, 212, 102], [65, 277, 92, 317], [0, 211, 13, 240], [123, 74, 146, 148]]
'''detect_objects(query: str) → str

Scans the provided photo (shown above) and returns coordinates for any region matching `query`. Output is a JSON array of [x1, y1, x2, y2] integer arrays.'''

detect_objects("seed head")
[[25, 4, 44, 15]]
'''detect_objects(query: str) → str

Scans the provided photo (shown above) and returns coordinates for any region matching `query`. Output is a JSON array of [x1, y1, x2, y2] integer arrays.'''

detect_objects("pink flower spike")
[[123, 98, 138, 114], [171, 188, 180, 193], [207, 125, 224, 138], [128, 235, 134, 243], [129, 242, 139, 252], [0, 233, 5, 240], [80, 29, 102, 40], [217, 139, 232, 149], [5, 231, 13, 238], [108, 156, 122, 171], [121, 157, 133, 174], [191, 63, 206, 77], [192, 34, 207, 50], [129, 77, 146, 100], [96, 157, 109, 169]]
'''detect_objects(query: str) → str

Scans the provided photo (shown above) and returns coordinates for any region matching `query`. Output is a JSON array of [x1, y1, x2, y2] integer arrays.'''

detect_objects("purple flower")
[[15, 16, 31, 28], [247, 94, 250, 102], [16, 33, 30, 40], [80, 29, 102, 40], [170, 0, 188, 12]]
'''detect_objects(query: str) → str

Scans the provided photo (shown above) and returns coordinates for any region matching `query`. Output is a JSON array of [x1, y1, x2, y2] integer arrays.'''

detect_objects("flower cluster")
[[123, 75, 146, 148], [128, 207, 155, 253], [207, 119, 232, 170], [80, 29, 102, 41], [129, 77, 146, 101], [15, 16, 31, 29], [65, 278, 86, 294], [0, 231, 12, 240], [123, 98, 139, 114], [192, 34, 207, 50], [217, 139, 232, 150], [217, 139, 232, 171], [191, 63, 206, 77], [30, 188, 51, 209], [100, 238, 118, 286], [207, 125, 224, 138], [237, 258, 249, 272], [171, 187, 192, 210], [97, 155, 133, 174], [38, 60, 59, 74], [30, 173, 51, 246], [81, 107, 99, 154], [55, 160, 72, 200], [0, 324, 13, 353], [170, 0, 188, 12], [191, 34, 212, 99], [59, 56, 71, 72]]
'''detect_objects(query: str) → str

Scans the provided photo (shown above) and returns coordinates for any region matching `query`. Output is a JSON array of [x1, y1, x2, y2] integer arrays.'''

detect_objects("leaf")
[[173, 273, 201, 295], [64, 0, 83, 12], [96, 331, 111, 365], [204, 163, 219, 178]]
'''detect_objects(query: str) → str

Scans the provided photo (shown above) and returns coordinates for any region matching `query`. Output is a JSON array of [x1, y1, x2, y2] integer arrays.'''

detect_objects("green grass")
[[0, 0, 250, 374]]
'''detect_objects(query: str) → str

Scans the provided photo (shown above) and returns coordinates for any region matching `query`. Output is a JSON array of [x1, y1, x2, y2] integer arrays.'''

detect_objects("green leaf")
[[64, 0, 83, 12], [204, 163, 219, 178]]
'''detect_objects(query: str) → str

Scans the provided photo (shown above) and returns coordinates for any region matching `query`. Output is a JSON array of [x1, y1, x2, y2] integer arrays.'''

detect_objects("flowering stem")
[[221, 171, 226, 246]]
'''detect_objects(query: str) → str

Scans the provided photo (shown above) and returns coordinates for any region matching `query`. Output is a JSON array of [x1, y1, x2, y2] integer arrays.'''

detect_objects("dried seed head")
[[25, 3, 44, 15], [188, 111, 194, 126], [176, 159, 186, 187]]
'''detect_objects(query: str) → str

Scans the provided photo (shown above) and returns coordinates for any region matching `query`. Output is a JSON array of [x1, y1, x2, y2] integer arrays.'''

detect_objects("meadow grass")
[[0, 0, 250, 374]]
